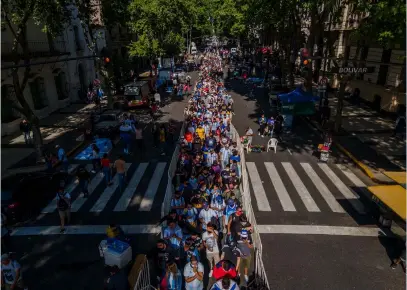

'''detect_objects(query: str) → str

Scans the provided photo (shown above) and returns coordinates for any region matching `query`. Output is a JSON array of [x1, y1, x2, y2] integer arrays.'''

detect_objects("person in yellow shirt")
[[196, 124, 205, 141]]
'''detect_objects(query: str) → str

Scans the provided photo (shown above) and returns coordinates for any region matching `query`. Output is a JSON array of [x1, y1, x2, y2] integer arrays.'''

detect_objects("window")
[[54, 72, 69, 100], [1, 85, 20, 123], [29, 77, 48, 110], [73, 26, 83, 51]]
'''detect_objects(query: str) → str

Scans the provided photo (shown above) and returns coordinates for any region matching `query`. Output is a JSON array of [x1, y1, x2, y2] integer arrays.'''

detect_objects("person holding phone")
[[183, 256, 204, 290]]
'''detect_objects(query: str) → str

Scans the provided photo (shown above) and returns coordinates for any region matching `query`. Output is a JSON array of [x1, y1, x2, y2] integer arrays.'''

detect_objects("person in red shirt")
[[101, 153, 113, 186], [212, 259, 238, 281], [184, 131, 193, 150]]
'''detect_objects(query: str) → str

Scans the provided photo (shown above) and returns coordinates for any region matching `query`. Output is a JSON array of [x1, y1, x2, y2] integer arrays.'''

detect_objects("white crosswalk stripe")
[[139, 163, 167, 211], [264, 162, 296, 211], [114, 163, 148, 211], [319, 163, 366, 214], [246, 161, 370, 214], [282, 162, 320, 212], [246, 162, 272, 211], [39, 162, 167, 215], [90, 163, 131, 213], [299, 163, 345, 213], [41, 164, 81, 213], [71, 165, 105, 212]]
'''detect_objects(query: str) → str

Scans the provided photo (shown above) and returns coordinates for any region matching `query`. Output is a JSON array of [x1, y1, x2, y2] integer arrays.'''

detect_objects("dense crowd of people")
[[149, 54, 254, 290]]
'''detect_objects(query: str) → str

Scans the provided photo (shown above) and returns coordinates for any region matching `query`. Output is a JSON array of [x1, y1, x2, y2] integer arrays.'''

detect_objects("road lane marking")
[[264, 162, 296, 211], [257, 225, 391, 237], [336, 164, 366, 187], [319, 163, 366, 214], [10, 224, 161, 236], [300, 163, 345, 213], [41, 164, 80, 214], [90, 163, 131, 213], [282, 162, 320, 212], [138, 162, 167, 211], [114, 163, 148, 211], [70, 165, 105, 212], [246, 162, 272, 211]]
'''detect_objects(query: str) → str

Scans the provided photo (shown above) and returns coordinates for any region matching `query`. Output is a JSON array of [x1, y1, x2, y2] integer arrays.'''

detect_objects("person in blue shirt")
[[223, 199, 237, 232], [163, 220, 183, 250], [119, 122, 132, 154], [56, 145, 69, 172], [205, 133, 216, 150]]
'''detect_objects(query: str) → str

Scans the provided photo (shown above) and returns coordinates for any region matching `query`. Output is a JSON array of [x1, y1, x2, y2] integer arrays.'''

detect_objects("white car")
[[231, 48, 237, 54], [191, 47, 197, 54]]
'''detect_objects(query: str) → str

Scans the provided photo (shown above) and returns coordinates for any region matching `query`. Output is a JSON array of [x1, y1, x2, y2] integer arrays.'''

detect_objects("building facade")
[[1, 4, 105, 136]]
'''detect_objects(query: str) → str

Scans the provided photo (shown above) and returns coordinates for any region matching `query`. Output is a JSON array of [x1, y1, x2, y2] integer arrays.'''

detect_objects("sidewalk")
[[1, 103, 97, 175], [306, 93, 405, 183]]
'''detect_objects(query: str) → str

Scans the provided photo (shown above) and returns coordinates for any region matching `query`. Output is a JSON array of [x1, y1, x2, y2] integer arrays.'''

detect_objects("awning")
[[383, 171, 406, 186], [368, 185, 406, 220]]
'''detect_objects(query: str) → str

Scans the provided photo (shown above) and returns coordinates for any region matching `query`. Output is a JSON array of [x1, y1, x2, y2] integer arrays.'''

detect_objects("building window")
[[73, 26, 83, 51], [1, 85, 20, 123], [29, 77, 48, 110], [54, 72, 69, 100]]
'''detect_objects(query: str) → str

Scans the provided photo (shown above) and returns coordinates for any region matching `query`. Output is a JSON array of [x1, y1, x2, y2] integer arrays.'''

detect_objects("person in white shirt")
[[244, 127, 253, 143], [154, 91, 161, 104], [202, 223, 220, 277], [199, 202, 218, 231], [183, 256, 204, 290]]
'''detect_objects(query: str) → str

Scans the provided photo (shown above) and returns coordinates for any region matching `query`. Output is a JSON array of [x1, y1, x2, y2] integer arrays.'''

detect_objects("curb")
[[302, 116, 385, 183]]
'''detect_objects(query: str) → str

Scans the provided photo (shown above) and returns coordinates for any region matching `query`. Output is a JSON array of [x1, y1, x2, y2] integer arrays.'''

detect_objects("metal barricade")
[[230, 124, 270, 290], [132, 255, 157, 290]]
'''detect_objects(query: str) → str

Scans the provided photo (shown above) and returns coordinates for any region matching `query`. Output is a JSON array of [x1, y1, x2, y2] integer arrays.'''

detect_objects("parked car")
[[1, 171, 69, 226], [94, 110, 124, 138]]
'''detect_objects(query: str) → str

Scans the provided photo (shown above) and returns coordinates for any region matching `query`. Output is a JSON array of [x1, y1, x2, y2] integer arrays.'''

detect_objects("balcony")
[[1, 41, 70, 62]]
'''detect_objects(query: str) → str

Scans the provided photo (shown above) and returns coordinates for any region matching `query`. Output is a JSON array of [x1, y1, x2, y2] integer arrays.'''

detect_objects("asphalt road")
[[8, 73, 196, 289], [226, 75, 406, 289]]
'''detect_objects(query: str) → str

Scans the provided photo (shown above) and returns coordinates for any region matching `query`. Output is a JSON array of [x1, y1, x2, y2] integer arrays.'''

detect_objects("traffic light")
[[100, 47, 111, 68]]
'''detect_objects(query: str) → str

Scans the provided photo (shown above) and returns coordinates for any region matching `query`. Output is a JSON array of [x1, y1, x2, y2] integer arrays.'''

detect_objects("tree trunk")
[[31, 117, 45, 163]]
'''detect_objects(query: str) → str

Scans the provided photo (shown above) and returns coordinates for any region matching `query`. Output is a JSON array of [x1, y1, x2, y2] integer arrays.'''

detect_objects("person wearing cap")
[[236, 229, 253, 283], [56, 144, 69, 172], [210, 277, 240, 290], [198, 202, 218, 231], [223, 198, 237, 233], [202, 222, 220, 277], [1, 253, 24, 290]]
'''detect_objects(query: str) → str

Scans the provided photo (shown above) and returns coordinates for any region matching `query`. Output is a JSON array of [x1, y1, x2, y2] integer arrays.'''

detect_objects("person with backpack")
[[56, 187, 71, 234], [1, 253, 25, 290]]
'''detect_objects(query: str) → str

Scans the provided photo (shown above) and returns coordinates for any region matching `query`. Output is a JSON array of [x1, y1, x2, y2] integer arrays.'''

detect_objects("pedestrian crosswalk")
[[246, 162, 368, 214], [40, 162, 168, 215]]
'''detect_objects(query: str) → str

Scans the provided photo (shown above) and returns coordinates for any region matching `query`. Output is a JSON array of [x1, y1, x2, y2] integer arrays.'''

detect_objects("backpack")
[[57, 193, 69, 211]]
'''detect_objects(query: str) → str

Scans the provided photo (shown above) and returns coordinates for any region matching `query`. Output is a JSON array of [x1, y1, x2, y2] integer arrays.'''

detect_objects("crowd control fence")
[[132, 255, 157, 290]]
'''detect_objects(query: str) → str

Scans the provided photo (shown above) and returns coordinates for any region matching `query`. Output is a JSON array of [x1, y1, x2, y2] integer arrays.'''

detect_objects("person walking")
[[91, 143, 100, 173], [114, 155, 127, 192], [76, 165, 90, 198], [56, 144, 69, 172], [19, 119, 32, 145], [1, 253, 25, 290], [56, 187, 71, 234], [101, 153, 113, 186], [119, 121, 132, 155], [159, 124, 167, 156]]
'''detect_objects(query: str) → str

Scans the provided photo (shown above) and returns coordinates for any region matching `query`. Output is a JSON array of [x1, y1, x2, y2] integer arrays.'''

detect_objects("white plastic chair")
[[267, 138, 278, 153], [243, 139, 252, 153]]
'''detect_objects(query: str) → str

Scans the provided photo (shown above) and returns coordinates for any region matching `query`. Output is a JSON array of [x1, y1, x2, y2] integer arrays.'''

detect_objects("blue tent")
[[278, 87, 319, 104]]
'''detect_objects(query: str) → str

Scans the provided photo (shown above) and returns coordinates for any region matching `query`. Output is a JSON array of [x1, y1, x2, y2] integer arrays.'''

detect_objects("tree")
[[127, 0, 198, 59], [1, 0, 70, 161]]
